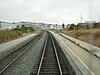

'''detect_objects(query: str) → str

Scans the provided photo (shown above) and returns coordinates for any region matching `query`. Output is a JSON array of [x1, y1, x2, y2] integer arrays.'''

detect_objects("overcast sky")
[[0, 0, 100, 24]]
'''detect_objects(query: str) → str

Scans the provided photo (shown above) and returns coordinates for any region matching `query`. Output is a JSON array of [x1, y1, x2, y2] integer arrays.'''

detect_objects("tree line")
[[62, 23, 100, 30]]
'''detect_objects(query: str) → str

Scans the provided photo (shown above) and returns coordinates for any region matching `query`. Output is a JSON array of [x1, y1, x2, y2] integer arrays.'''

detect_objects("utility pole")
[[80, 14, 83, 23]]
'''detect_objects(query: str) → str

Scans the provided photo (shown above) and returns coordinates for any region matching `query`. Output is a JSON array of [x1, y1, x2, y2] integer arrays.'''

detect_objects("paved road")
[[52, 32, 100, 75]]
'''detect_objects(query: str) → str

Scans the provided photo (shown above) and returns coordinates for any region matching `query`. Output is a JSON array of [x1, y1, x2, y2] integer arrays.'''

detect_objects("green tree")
[[15, 25, 20, 30], [77, 23, 82, 29], [62, 23, 65, 29], [69, 24, 76, 30], [20, 25, 28, 33], [28, 27, 35, 32]]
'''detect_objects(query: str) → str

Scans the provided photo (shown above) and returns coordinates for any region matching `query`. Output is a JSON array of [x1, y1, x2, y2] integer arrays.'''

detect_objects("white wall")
[[0, 22, 16, 29]]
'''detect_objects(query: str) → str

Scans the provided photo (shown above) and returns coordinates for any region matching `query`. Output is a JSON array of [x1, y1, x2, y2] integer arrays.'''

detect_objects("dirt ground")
[[61, 29, 100, 48]]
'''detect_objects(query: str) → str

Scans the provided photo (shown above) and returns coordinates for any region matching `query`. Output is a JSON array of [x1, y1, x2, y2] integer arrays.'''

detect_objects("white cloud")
[[0, 0, 100, 24]]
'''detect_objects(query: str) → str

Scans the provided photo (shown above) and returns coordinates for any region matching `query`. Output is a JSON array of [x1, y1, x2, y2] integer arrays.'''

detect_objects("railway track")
[[0, 31, 45, 75], [30, 32, 73, 75]]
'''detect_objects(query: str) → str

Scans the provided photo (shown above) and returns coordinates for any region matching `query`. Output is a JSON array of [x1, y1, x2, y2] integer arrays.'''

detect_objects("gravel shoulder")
[[0, 34, 36, 58], [9, 32, 47, 75]]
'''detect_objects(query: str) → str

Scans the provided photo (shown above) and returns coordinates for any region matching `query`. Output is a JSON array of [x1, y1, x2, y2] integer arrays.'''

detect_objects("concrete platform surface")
[[51, 31, 100, 75]]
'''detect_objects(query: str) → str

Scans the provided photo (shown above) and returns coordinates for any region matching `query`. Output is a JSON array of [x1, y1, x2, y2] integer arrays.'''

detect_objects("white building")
[[47, 24, 62, 29], [85, 21, 96, 24], [85, 21, 96, 28], [0, 21, 16, 30], [14, 22, 33, 27], [56, 25, 62, 29], [15, 22, 46, 28]]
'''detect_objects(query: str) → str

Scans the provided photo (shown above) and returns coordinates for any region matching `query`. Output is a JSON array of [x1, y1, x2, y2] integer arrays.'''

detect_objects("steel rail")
[[50, 34, 63, 75], [0, 33, 43, 74], [36, 33, 63, 75], [36, 35, 48, 75], [0, 32, 42, 60]]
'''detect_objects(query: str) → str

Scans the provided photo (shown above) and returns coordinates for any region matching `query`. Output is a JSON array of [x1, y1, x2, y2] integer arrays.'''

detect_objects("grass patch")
[[0, 30, 23, 41], [0, 26, 35, 42]]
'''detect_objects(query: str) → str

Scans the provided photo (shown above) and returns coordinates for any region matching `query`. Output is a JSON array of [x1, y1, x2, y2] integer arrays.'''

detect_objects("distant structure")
[[49, 24, 62, 29], [14, 22, 46, 29], [85, 21, 96, 24], [56, 24, 62, 29], [0, 21, 16, 30], [76, 21, 99, 29], [80, 14, 83, 23], [85, 21, 96, 28], [15, 21, 63, 29], [0, 21, 63, 30]]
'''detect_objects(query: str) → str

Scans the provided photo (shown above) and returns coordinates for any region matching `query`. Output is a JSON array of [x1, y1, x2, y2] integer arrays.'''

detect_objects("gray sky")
[[0, 0, 100, 24]]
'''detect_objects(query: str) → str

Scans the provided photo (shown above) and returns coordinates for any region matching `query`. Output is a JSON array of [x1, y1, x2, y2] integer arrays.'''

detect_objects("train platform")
[[51, 32, 100, 75]]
